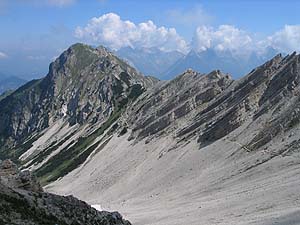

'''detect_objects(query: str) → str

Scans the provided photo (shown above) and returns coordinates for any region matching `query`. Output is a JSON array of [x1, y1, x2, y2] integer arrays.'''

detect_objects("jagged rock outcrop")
[[125, 69, 233, 141], [194, 52, 300, 148], [0, 160, 131, 225], [0, 159, 43, 192]]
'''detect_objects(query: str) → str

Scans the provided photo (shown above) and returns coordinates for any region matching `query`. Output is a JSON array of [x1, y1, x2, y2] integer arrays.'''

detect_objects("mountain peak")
[[172, 68, 199, 82], [47, 43, 155, 94], [69, 42, 91, 49], [96, 44, 111, 53], [207, 69, 229, 79], [183, 68, 197, 75], [0, 43, 158, 160]]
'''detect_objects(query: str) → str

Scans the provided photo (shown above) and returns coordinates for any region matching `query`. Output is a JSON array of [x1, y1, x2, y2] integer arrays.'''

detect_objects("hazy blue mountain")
[[116, 46, 279, 80], [0, 75, 27, 94], [116, 47, 184, 78], [0, 90, 14, 101], [162, 47, 279, 79]]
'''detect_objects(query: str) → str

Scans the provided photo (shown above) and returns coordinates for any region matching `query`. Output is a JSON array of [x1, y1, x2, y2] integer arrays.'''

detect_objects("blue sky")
[[1, 0, 300, 79]]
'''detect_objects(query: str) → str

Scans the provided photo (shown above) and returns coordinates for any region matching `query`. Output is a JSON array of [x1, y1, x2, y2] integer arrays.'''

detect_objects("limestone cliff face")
[[0, 43, 158, 160], [194, 53, 300, 148], [125, 69, 233, 141], [125, 53, 300, 148]]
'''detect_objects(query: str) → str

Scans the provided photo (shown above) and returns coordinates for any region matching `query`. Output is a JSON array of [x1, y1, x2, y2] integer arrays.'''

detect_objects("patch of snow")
[[92, 204, 102, 211], [61, 104, 68, 117]]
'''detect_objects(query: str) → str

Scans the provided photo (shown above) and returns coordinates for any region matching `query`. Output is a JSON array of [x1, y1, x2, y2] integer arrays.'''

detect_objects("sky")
[[0, 0, 300, 79]]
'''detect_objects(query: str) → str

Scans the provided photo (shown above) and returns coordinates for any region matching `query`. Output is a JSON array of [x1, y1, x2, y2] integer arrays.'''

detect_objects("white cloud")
[[191, 24, 300, 56], [75, 13, 189, 53], [0, 51, 8, 59], [267, 25, 300, 53], [71, 11, 300, 57], [192, 25, 254, 55]]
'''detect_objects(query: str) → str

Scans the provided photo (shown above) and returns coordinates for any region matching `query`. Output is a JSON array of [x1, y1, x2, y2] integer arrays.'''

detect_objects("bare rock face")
[[0, 159, 18, 175], [0, 159, 43, 192], [0, 160, 131, 225], [245, 53, 300, 151], [0, 43, 158, 161], [118, 52, 300, 153], [125, 69, 233, 141]]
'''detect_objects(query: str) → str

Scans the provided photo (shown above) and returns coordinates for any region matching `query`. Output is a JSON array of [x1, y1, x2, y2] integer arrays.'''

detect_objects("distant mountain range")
[[0, 74, 27, 94], [117, 46, 279, 80], [116, 47, 184, 78]]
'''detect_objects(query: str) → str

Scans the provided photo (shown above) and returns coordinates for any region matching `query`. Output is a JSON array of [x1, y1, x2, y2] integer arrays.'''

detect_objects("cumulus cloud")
[[192, 25, 254, 55], [75, 13, 189, 53], [0, 51, 8, 59], [191, 24, 300, 56], [267, 25, 300, 53], [73, 12, 300, 56]]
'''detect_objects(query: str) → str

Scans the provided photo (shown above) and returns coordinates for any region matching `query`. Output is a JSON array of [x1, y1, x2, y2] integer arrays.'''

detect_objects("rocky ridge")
[[125, 69, 233, 141], [0, 159, 131, 225]]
